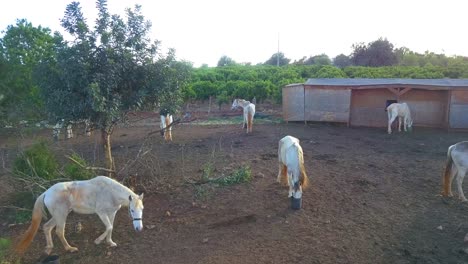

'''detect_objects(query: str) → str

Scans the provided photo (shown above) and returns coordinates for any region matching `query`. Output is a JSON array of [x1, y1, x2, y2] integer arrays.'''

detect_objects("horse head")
[[128, 194, 144, 231], [231, 99, 239, 110], [407, 118, 413, 132]]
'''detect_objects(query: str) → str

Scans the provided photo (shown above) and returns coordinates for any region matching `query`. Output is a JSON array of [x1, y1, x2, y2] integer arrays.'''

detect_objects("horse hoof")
[[45, 247, 53, 255], [94, 238, 103, 245], [67, 246, 79, 252], [108, 242, 117, 247]]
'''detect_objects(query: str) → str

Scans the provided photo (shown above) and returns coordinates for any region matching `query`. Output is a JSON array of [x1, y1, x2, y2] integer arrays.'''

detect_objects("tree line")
[[2, 12, 468, 126]]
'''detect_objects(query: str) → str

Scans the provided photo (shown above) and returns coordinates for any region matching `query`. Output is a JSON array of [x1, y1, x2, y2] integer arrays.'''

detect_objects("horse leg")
[[105, 211, 118, 246], [403, 117, 408, 132], [43, 218, 56, 255], [398, 117, 402, 132], [95, 212, 117, 247], [54, 214, 78, 252], [388, 115, 396, 134], [447, 164, 457, 197], [456, 168, 467, 202], [277, 164, 288, 184], [242, 113, 246, 129], [287, 172, 294, 197]]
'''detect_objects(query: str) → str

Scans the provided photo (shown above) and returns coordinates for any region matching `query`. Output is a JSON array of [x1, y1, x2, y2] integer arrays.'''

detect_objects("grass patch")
[[210, 166, 252, 186]]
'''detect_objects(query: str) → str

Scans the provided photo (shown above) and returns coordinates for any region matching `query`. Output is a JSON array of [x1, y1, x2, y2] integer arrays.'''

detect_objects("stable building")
[[283, 78, 468, 130]]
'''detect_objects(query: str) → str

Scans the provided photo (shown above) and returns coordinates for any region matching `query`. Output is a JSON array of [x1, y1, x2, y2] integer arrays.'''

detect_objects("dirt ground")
[[2, 104, 468, 264]]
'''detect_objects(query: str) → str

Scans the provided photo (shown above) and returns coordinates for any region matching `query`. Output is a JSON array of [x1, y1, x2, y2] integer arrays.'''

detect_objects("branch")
[[65, 155, 115, 173], [0, 205, 32, 212]]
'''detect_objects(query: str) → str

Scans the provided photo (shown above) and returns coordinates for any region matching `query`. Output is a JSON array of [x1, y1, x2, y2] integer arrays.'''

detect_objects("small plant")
[[194, 185, 211, 201], [202, 162, 215, 181], [64, 153, 94, 180], [211, 166, 252, 186], [0, 237, 12, 261], [13, 141, 59, 180]]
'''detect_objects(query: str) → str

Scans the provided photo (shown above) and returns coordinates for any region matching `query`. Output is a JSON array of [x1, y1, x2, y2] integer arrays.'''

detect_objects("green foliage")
[[0, 237, 12, 261], [216, 91, 230, 109], [202, 162, 215, 181], [7, 192, 35, 223], [210, 166, 252, 186], [13, 141, 59, 180], [264, 52, 290, 66], [333, 54, 352, 68], [64, 153, 94, 180], [351, 38, 397, 67], [217, 55, 237, 67], [0, 19, 58, 123], [36, 0, 191, 131], [314, 65, 346, 78]]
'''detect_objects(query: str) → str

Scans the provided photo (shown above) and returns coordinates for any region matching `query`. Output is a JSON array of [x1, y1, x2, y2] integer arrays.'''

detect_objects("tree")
[[314, 65, 346, 78], [333, 54, 351, 68], [304, 54, 331, 66], [217, 55, 236, 67], [350, 38, 397, 67], [0, 19, 58, 123], [35, 0, 191, 175], [264, 52, 290, 66]]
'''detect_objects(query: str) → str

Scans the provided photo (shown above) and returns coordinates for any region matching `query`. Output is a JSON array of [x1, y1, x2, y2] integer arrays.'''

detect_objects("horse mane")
[[295, 143, 308, 189]]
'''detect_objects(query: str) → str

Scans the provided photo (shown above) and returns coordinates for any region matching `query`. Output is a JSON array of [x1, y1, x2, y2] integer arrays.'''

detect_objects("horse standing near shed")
[[441, 141, 468, 201], [231, 99, 255, 133], [15, 176, 144, 255], [386, 102, 413, 134], [277, 136, 309, 202]]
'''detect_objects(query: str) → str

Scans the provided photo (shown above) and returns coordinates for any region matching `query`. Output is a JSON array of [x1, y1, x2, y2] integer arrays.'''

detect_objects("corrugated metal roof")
[[304, 78, 468, 87]]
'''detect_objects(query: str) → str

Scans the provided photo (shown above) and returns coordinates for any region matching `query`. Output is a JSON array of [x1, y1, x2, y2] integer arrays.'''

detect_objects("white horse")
[[16, 176, 144, 255], [277, 136, 309, 199], [160, 114, 173, 141], [53, 119, 92, 141], [386, 102, 413, 134], [441, 141, 468, 201], [231, 99, 255, 133]]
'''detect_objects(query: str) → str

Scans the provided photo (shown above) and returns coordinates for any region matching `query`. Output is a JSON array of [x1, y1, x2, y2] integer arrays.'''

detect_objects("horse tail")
[[297, 145, 309, 189], [247, 111, 253, 132], [16, 193, 46, 254], [442, 145, 454, 196]]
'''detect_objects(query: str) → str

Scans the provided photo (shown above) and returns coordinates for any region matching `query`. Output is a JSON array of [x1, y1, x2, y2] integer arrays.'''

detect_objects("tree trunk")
[[101, 128, 115, 177]]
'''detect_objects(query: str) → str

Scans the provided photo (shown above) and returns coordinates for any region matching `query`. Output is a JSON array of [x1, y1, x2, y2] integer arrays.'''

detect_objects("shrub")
[[211, 166, 252, 186], [64, 153, 94, 181], [13, 141, 59, 180], [0, 237, 12, 261]]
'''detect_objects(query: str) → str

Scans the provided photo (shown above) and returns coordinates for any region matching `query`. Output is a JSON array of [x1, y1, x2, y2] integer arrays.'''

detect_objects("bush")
[[0, 237, 12, 261], [64, 153, 94, 180], [211, 166, 252, 186], [13, 141, 59, 180]]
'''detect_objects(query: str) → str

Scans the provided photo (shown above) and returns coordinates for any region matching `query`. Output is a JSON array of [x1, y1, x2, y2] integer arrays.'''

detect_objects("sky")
[[1, 0, 467, 67]]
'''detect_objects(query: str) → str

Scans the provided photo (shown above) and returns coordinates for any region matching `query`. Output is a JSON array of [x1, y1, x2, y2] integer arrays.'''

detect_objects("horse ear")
[[139, 193, 144, 200], [129, 195, 132, 201]]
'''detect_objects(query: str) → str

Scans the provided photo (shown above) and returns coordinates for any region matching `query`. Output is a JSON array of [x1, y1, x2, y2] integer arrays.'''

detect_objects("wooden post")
[[208, 96, 212, 115], [445, 90, 452, 131]]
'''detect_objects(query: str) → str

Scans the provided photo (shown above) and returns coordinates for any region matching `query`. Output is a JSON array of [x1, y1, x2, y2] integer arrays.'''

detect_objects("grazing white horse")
[[16, 176, 144, 255], [231, 99, 255, 133], [277, 136, 309, 199], [441, 141, 468, 201], [386, 102, 413, 134], [160, 114, 173, 141]]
